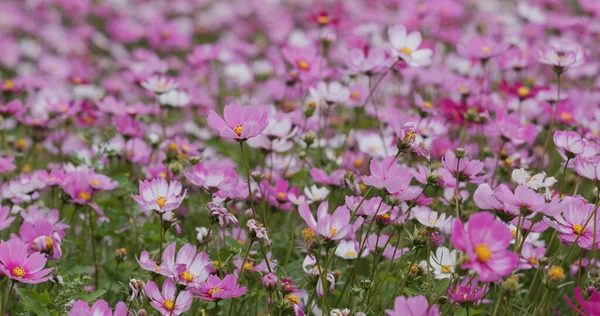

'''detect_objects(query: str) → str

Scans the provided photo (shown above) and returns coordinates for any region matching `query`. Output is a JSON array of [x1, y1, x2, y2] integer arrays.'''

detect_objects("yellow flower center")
[[511, 229, 517, 239], [517, 86, 530, 97], [277, 192, 286, 199], [16, 138, 26, 149], [12, 266, 25, 277], [297, 60, 309, 70], [401, 47, 412, 55], [423, 101, 433, 109], [441, 265, 452, 273], [317, 15, 329, 25], [286, 294, 300, 304], [155, 265, 161, 271], [428, 219, 437, 225], [168, 143, 178, 151], [474, 244, 492, 262], [78, 191, 91, 201], [4, 80, 14, 89], [208, 287, 222, 295], [528, 258, 538, 265], [45, 237, 53, 249], [354, 158, 363, 168], [482, 46, 490, 53], [557, 55, 563, 62], [158, 172, 167, 178], [459, 86, 467, 93], [345, 251, 357, 257], [560, 112, 572, 122], [91, 179, 100, 185], [156, 196, 167, 209], [350, 91, 360, 99], [410, 264, 419, 273], [302, 228, 316, 241], [243, 262, 254, 271], [156, 84, 166, 91], [504, 158, 513, 166], [233, 125, 243, 137], [163, 299, 175, 311], [378, 213, 391, 221], [181, 271, 194, 282], [548, 266, 565, 280], [573, 224, 584, 234], [330, 228, 338, 236]]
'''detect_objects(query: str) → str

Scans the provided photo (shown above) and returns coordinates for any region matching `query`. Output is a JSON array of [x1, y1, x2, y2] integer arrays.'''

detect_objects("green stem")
[[239, 141, 258, 220]]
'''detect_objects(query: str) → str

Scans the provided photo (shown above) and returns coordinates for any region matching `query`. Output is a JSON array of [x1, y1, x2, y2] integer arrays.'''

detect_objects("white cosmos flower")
[[304, 185, 330, 204], [429, 247, 457, 279], [158, 90, 190, 107], [388, 24, 433, 67]]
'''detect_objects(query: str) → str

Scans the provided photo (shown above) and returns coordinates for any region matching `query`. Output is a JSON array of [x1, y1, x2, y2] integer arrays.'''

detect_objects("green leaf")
[[76, 289, 107, 302], [16, 288, 52, 316]]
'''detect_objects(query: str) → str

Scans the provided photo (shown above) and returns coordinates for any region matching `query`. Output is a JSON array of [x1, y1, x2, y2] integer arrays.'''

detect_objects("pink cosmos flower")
[[141, 75, 179, 94], [140, 243, 213, 287], [17, 218, 64, 259], [0, 204, 15, 231], [538, 45, 584, 70], [451, 212, 519, 282], [131, 178, 187, 213], [544, 197, 600, 250], [299, 201, 363, 241], [385, 295, 440, 316], [347, 47, 390, 74], [574, 157, 600, 182], [448, 282, 486, 306], [362, 156, 413, 194], [207, 103, 269, 141], [519, 242, 546, 270], [68, 300, 127, 316], [388, 25, 433, 67], [473, 184, 519, 220], [566, 287, 600, 315], [0, 156, 16, 173], [441, 150, 486, 184], [0, 238, 53, 284], [146, 278, 193, 315], [194, 274, 247, 301], [492, 184, 561, 217], [457, 36, 509, 60], [554, 130, 587, 160], [185, 162, 240, 194], [282, 46, 326, 82]]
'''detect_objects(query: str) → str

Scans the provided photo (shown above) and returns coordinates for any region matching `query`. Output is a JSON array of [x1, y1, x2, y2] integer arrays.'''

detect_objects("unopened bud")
[[262, 273, 278, 292]]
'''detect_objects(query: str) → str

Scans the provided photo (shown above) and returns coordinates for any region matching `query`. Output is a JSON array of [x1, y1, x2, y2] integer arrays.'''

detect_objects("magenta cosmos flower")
[[566, 286, 600, 315], [207, 103, 269, 141], [299, 201, 363, 241], [388, 25, 433, 67], [442, 150, 486, 184], [68, 300, 127, 316], [194, 274, 247, 301], [141, 242, 213, 287], [0, 204, 15, 231], [451, 212, 518, 282], [545, 197, 600, 250], [385, 295, 440, 316], [457, 35, 509, 61], [131, 178, 187, 213], [146, 278, 192, 315], [0, 238, 53, 284], [362, 156, 413, 194]]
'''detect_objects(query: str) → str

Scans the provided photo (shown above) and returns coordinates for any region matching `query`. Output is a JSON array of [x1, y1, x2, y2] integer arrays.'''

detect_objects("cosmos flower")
[[451, 212, 519, 282], [131, 178, 187, 214], [207, 103, 269, 141], [388, 25, 433, 67], [385, 295, 440, 316], [194, 274, 247, 301], [146, 278, 193, 315], [0, 238, 53, 284]]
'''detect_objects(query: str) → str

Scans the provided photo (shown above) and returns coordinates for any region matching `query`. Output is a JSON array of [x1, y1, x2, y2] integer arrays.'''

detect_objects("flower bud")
[[455, 148, 468, 158], [262, 273, 279, 292], [115, 248, 127, 261], [137, 309, 149, 316]]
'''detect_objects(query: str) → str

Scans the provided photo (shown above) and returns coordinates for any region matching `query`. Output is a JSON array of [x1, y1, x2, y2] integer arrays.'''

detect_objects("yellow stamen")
[[45, 237, 53, 249], [528, 258, 538, 265], [317, 15, 329, 25], [548, 266, 565, 281], [474, 244, 492, 262], [156, 197, 167, 209], [286, 294, 300, 304], [12, 267, 25, 277], [302, 228, 316, 241], [163, 299, 175, 311], [297, 60, 309, 70], [517, 87, 530, 97], [482, 46, 490, 54], [233, 125, 243, 137], [181, 271, 194, 282], [78, 191, 91, 201], [573, 224, 584, 234], [91, 179, 100, 185], [423, 101, 433, 109], [345, 251, 357, 257], [428, 219, 437, 225], [277, 192, 286, 199], [168, 143, 178, 151], [16, 138, 26, 149], [243, 262, 253, 271], [330, 228, 338, 236], [158, 172, 167, 178], [441, 265, 452, 273], [350, 91, 360, 99], [560, 112, 572, 122], [401, 47, 412, 55], [354, 158, 363, 168], [155, 265, 161, 271], [4, 80, 14, 90], [208, 287, 222, 295]]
